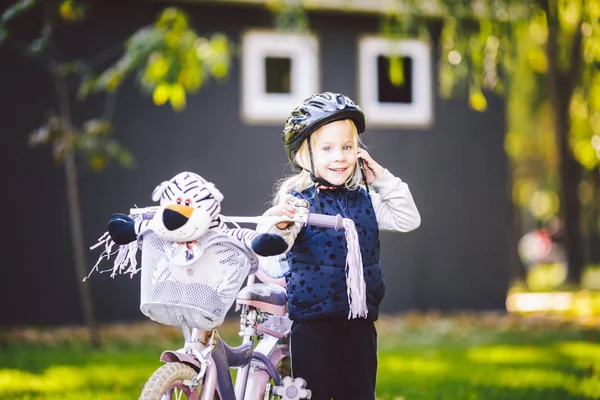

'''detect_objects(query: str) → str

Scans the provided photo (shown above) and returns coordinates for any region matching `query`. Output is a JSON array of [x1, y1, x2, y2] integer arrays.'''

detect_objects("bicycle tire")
[[275, 356, 291, 380], [266, 355, 292, 399], [139, 362, 218, 400]]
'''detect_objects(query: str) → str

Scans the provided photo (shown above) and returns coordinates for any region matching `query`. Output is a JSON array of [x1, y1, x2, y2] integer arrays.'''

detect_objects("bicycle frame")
[[156, 272, 295, 400], [134, 209, 346, 400]]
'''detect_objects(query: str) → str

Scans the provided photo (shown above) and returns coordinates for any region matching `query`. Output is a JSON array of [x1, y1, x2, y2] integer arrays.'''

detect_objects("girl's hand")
[[272, 194, 300, 230], [357, 148, 384, 185]]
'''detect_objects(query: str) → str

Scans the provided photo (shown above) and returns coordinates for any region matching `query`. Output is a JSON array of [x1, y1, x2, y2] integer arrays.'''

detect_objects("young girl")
[[264, 92, 421, 400]]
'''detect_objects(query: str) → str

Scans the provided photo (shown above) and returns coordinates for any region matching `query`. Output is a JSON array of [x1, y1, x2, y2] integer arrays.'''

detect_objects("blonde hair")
[[272, 119, 365, 206]]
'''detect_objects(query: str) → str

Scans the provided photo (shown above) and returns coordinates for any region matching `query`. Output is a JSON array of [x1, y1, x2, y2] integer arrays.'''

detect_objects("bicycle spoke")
[[160, 387, 187, 400]]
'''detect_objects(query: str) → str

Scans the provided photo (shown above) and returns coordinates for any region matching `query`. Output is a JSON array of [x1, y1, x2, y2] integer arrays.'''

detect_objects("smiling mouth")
[[329, 168, 347, 172]]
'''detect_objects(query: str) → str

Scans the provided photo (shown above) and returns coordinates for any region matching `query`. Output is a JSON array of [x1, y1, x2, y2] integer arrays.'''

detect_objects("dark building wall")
[[1, 0, 510, 326]]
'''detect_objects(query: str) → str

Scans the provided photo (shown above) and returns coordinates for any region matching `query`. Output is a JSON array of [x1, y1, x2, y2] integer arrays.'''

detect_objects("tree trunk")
[[52, 67, 101, 348], [545, 5, 585, 285], [555, 99, 585, 284], [65, 151, 101, 347], [508, 201, 527, 283], [588, 170, 600, 264], [42, 0, 100, 346]]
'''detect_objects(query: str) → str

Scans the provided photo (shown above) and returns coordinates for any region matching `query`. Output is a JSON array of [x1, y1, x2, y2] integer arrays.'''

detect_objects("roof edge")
[[143, 0, 530, 20], [143, 0, 439, 16]]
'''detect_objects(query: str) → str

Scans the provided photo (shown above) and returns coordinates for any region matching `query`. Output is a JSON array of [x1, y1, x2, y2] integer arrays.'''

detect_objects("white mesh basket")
[[139, 230, 255, 330]]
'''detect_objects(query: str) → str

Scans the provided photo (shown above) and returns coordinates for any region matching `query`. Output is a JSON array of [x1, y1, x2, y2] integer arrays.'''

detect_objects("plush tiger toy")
[[107, 171, 287, 259]]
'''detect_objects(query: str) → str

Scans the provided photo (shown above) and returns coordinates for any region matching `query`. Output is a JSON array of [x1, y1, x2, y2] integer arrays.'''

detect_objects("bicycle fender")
[[268, 344, 289, 368], [245, 345, 290, 399], [159, 351, 220, 399], [160, 350, 203, 371]]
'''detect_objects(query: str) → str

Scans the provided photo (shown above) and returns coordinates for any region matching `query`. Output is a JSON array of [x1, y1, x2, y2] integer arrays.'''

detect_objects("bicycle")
[[100, 206, 349, 400]]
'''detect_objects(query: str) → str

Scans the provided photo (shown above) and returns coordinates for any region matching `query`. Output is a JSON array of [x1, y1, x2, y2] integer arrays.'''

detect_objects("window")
[[241, 30, 319, 124], [358, 36, 433, 128], [265, 57, 292, 94]]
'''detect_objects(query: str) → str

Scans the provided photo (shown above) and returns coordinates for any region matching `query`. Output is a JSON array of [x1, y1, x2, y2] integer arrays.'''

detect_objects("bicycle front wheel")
[[139, 362, 216, 400]]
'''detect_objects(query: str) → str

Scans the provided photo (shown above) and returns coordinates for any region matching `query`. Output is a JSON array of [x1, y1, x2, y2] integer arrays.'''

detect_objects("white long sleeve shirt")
[[264, 169, 420, 250]]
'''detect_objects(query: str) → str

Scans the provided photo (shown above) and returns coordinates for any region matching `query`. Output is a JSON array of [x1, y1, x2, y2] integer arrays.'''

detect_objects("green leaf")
[[388, 56, 405, 87], [469, 88, 488, 112], [76, 74, 94, 100], [152, 83, 170, 105], [26, 23, 51, 55], [82, 119, 112, 136], [58, 61, 82, 77], [1, 0, 37, 24], [28, 115, 62, 147], [59, 0, 86, 22], [116, 148, 135, 168], [88, 152, 107, 171], [168, 82, 186, 110]]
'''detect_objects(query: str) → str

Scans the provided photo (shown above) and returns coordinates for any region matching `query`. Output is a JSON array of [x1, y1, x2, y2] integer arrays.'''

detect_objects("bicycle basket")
[[139, 230, 255, 330]]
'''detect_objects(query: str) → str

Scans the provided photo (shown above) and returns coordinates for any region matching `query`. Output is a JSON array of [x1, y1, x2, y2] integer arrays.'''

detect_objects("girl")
[[265, 92, 421, 400]]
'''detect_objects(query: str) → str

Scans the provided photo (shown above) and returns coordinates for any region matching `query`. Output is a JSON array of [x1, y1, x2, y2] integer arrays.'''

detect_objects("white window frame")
[[241, 30, 320, 124], [358, 36, 433, 128]]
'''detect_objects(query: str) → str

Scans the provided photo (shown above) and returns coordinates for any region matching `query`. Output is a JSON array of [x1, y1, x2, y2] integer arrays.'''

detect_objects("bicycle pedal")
[[272, 376, 311, 400]]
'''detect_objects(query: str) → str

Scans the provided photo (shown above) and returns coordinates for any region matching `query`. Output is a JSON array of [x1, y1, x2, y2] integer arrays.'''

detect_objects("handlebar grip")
[[306, 213, 344, 231]]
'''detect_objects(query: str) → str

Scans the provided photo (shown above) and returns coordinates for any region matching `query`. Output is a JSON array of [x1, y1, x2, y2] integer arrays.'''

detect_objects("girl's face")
[[311, 120, 357, 186]]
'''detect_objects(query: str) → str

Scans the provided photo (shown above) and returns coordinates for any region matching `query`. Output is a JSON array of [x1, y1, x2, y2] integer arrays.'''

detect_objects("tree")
[[434, 0, 600, 285], [1, 0, 232, 346], [270, 0, 600, 286]]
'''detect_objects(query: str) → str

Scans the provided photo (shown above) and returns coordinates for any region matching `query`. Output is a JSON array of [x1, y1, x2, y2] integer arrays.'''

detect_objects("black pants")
[[289, 318, 378, 400]]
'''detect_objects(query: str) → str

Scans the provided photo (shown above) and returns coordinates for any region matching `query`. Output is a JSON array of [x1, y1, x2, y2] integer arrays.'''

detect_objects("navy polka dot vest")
[[285, 186, 385, 321]]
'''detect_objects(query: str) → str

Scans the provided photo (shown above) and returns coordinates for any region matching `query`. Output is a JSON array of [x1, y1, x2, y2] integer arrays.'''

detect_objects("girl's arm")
[[358, 148, 421, 232], [259, 194, 304, 251], [369, 169, 421, 232]]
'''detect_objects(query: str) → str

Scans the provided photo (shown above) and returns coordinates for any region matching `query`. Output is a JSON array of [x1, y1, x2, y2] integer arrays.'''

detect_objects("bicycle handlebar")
[[305, 213, 344, 230], [129, 206, 346, 231]]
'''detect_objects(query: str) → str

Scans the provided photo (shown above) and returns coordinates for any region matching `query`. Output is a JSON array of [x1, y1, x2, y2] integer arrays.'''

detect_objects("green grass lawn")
[[1, 312, 600, 399]]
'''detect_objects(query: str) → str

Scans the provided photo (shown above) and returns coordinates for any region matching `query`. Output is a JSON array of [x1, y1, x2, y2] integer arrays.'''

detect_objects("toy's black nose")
[[163, 208, 188, 231]]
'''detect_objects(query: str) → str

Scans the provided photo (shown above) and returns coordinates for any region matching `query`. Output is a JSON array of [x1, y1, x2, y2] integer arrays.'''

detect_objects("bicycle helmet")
[[283, 92, 365, 170]]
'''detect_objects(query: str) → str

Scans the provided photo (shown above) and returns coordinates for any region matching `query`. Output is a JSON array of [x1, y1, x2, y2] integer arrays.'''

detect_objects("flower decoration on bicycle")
[[88, 171, 288, 330]]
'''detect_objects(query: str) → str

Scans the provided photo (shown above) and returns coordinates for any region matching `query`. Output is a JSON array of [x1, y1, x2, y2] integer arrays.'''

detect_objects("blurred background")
[[2, 0, 600, 335], [6, 1, 600, 399]]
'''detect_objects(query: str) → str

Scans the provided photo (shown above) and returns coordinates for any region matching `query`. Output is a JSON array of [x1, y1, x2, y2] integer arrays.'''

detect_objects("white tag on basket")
[[166, 240, 208, 266]]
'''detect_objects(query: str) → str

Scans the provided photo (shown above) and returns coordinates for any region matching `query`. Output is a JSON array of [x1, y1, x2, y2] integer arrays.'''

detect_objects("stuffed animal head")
[[150, 171, 224, 242]]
